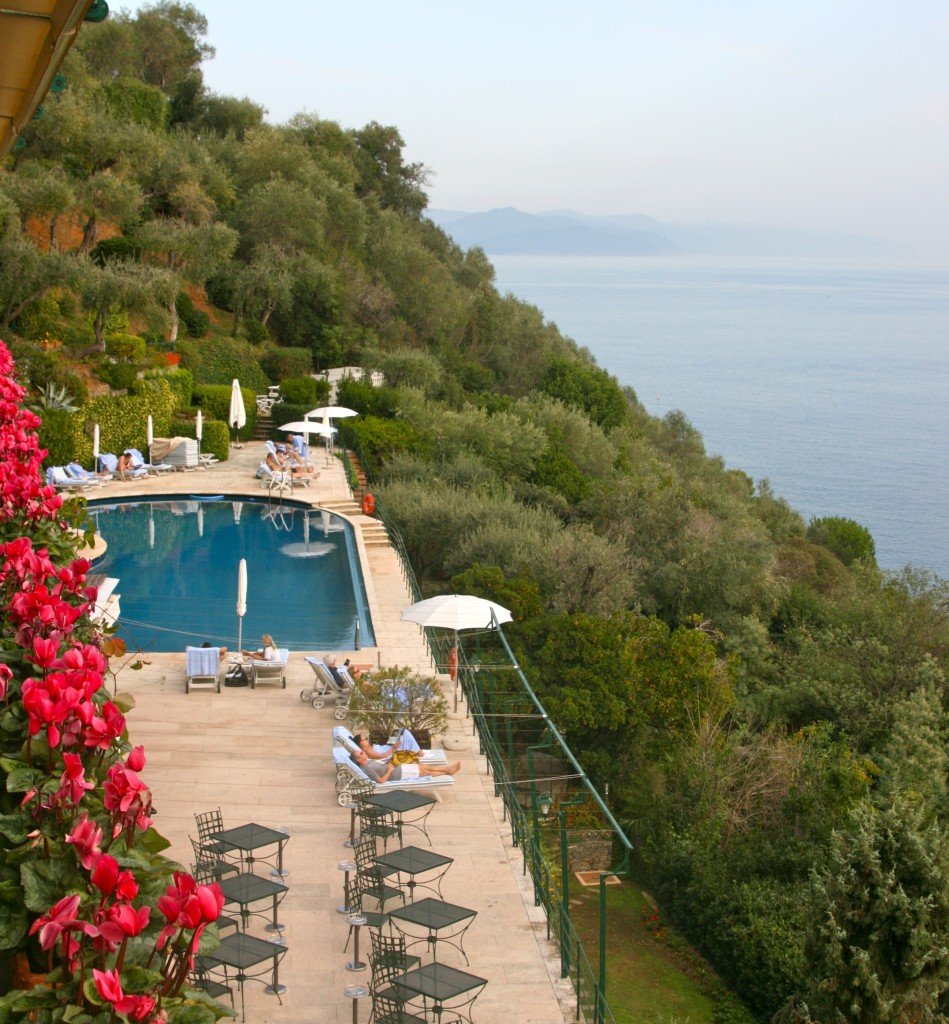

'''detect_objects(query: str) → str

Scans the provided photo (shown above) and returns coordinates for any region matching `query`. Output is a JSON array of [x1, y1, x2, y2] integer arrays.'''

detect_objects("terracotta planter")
[[11, 951, 49, 990]]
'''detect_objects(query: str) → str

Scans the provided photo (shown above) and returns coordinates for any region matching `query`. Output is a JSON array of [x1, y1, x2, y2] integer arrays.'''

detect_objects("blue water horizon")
[[493, 255, 949, 579]]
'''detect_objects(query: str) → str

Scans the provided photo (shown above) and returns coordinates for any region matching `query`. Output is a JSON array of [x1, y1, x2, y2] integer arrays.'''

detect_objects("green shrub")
[[89, 235, 142, 266], [201, 419, 230, 462], [806, 516, 876, 567], [336, 376, 400, 418], [175, 292, 210, 338], [259, 346, 316, 382], [192, 383, 257, 441], [277, 376, 319, 405], [97, 363, 138, 391], [245, 320, 270, 343], [347, 416, 432, 477], [14, 295, 62, 341], [104, 333, 147, 362], [178, 335, 269, 392], [61, 320, 96, 350], [37, 409, 74, 465], [140, 367, 192, 410]]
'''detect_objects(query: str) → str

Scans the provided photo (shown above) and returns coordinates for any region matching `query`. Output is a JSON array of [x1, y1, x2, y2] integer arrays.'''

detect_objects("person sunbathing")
[[352, 730, 432, 760], [350, 749, 460, 782], [243, 634, 278, 660]]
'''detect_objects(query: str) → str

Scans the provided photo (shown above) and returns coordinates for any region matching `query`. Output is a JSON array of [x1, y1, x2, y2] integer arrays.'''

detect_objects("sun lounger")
[[66, 462, 111, 484], [332, 747, 453, 805], [127, 448, 174, 474], [303, 657, 352, 718], [332, 725, 448, 765], [98, 453, 148, 480], [46, 466, 99, 491], [258, 461, 293, 494], [185, 646, 222, 693], [249, 648, 289, 688]]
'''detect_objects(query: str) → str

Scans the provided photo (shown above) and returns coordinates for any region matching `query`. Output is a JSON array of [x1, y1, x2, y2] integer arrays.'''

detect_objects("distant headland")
[[427, 207, 909, 259]]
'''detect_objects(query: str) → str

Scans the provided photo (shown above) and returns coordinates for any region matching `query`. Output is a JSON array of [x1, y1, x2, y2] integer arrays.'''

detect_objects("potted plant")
[[349, 668, 449, 749]]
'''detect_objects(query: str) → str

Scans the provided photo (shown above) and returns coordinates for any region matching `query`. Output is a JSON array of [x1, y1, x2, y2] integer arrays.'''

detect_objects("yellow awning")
[[0, 1, 97, 161]]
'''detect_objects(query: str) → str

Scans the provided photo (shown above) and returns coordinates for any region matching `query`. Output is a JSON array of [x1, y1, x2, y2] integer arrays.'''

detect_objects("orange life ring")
[[448, 646, 458, 681], [362, 493, 375, 515]]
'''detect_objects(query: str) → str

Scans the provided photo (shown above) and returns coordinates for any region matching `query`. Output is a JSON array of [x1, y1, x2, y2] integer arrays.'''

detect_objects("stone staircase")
[[321, 450, 390, 548]]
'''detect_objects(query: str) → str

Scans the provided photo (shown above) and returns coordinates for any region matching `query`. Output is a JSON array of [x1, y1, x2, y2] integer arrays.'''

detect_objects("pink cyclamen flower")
[[56, 752, 94, 806], [29, 894, 82, 950], [65, 813, 103, 870]]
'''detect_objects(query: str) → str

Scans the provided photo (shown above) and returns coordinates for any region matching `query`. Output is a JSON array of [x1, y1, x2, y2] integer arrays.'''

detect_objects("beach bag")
[[391, 750, 420, 766], [224, 663, 249, 687]]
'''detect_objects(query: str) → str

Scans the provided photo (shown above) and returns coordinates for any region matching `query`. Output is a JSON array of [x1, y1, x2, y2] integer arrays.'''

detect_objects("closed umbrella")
[[232, 500, 243, 524], [195, 409, 203, 458], [401, 595, 512, 709], [92, 423, 100, 473], [236, 558, 247, 652], [146, 415, 153, 463], [197, 504, 204, 537], [229, 380, 246, 447]]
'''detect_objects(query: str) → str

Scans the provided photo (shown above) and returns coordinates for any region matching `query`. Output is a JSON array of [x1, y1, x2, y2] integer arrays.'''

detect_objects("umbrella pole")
[[453, 629, 460, 713]]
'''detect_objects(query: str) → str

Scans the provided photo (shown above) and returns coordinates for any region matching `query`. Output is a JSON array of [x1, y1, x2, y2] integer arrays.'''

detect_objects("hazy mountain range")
[[427, 207, 907, 259]]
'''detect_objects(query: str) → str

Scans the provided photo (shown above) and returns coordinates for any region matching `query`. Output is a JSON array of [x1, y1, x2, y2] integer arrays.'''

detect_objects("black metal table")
[[388, 897, 477, 964], [391, 962, 487, 1024], [374, 846, 453, 902], [211, 822, 289, 877], [210, 932, 288, 1020], [219, 872, 288, 934], [361, 790, 436, 846]]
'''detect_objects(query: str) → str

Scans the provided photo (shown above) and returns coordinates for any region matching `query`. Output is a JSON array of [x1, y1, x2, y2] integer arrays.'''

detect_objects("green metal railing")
[[339, 435, 628, 1023]]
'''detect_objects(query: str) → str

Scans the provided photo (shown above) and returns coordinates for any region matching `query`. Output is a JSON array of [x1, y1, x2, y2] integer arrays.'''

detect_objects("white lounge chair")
[[249, 648, 289, 688], [258, 461, 293, 494], [303, 657, 351, 718], [46, 466, 98, 491], [332, 724, 448, 764], [185, 646, 222, 693], [332, 747, 453, 805]]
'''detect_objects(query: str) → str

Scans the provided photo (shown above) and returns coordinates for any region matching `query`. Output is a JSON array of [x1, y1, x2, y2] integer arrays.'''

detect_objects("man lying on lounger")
[[350, 749, 460, 782]]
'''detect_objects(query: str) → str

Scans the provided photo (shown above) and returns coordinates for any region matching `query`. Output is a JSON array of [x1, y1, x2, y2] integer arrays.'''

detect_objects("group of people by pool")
[[349, 731, 462, 782], [264, 435, 319, 481]]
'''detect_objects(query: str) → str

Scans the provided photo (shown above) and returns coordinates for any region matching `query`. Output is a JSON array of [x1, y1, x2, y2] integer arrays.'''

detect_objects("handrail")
[[338, 427, 622, 1022]]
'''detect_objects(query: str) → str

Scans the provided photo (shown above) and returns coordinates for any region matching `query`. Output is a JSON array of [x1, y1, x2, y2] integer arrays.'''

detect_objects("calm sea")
[[491, 256, 949, 579]]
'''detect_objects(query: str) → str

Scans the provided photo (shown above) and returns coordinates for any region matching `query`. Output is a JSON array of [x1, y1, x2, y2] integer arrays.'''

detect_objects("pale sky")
[[116, 1, 949, 257]]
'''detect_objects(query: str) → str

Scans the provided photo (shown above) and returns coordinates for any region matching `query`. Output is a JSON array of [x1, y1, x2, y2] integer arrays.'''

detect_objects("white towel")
[[186, 646, 219, 677]]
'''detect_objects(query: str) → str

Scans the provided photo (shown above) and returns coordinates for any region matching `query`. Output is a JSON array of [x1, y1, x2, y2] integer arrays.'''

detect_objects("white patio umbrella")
[[148, 512, 154, 550], [236, 558, 247, 652], [197, 504, 204, 537], [232, 500, 243, 524], [228, 379, 246, 447], [92, 423, 100, 472], [401, 594, 512, 707], [305, 405, 356, 457], [146, 415, 153, 463], [195, 409, 203, 458]]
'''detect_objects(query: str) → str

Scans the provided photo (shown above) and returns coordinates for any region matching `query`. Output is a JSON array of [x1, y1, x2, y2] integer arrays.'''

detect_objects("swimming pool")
[[87, 496, 375, 653]]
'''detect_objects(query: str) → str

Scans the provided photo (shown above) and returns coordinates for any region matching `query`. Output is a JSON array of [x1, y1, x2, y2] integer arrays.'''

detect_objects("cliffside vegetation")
[[2, 4, 948, 1020]]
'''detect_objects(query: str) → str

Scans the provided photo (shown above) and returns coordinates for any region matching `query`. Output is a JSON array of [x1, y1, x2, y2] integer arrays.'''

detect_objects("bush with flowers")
[[0, 338, 229, 1022]]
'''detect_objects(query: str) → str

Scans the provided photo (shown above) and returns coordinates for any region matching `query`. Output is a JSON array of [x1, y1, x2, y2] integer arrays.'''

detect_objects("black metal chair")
[[371, 988, 428, 1024], [356, 802, 402, 852], [343, 878, 389, 952], [190, 955, 235, 1011], [194, 807, 239, 865], [355, 837, 404, 912]]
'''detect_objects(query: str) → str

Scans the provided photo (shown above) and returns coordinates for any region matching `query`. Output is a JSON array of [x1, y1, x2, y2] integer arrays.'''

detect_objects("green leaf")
[[20, 859, 84, 914], [0, 879, 29, 949]]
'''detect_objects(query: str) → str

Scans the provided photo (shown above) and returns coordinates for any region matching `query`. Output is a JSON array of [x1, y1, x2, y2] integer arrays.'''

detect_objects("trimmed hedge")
[[192, 384, 257, 442], [141, 368, 193, 411], [259, 346, 316, 381]]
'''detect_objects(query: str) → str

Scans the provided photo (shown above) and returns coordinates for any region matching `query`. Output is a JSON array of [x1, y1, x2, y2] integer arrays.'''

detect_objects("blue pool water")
[[87, 497, 375, 653]]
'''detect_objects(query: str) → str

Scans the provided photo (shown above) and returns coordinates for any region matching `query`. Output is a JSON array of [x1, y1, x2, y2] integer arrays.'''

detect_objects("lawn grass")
[[567, 879, 718, 1024]]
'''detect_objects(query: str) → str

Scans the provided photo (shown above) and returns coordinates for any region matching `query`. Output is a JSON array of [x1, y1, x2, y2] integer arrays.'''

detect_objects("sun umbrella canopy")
[[195, 409, 203, 441], [229, 380, 247, 430], [306, 406, 358, 420], [146, 415, 153, 448], [92, 423, 100, 465], [278, 420, 336, 437], [400, 594, 512, 631]]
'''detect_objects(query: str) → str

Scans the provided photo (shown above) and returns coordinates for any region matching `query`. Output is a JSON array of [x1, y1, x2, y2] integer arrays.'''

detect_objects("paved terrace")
[[90, 441, 571, 1024]]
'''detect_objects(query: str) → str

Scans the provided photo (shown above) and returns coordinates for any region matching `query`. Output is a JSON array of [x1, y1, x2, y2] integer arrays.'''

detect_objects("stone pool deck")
[[90, 442, 571, 1024]]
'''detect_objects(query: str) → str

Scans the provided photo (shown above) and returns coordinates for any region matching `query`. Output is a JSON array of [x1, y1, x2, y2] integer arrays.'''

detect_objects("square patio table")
[[388, 896, 477, 964], [219, 871, 288, 934], [211, 822, 289, 877], [361, 790, 436, 846], [391, 962, 487, 1024], [210, 932, 287, 1020], [374, 845, 453, 902]]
